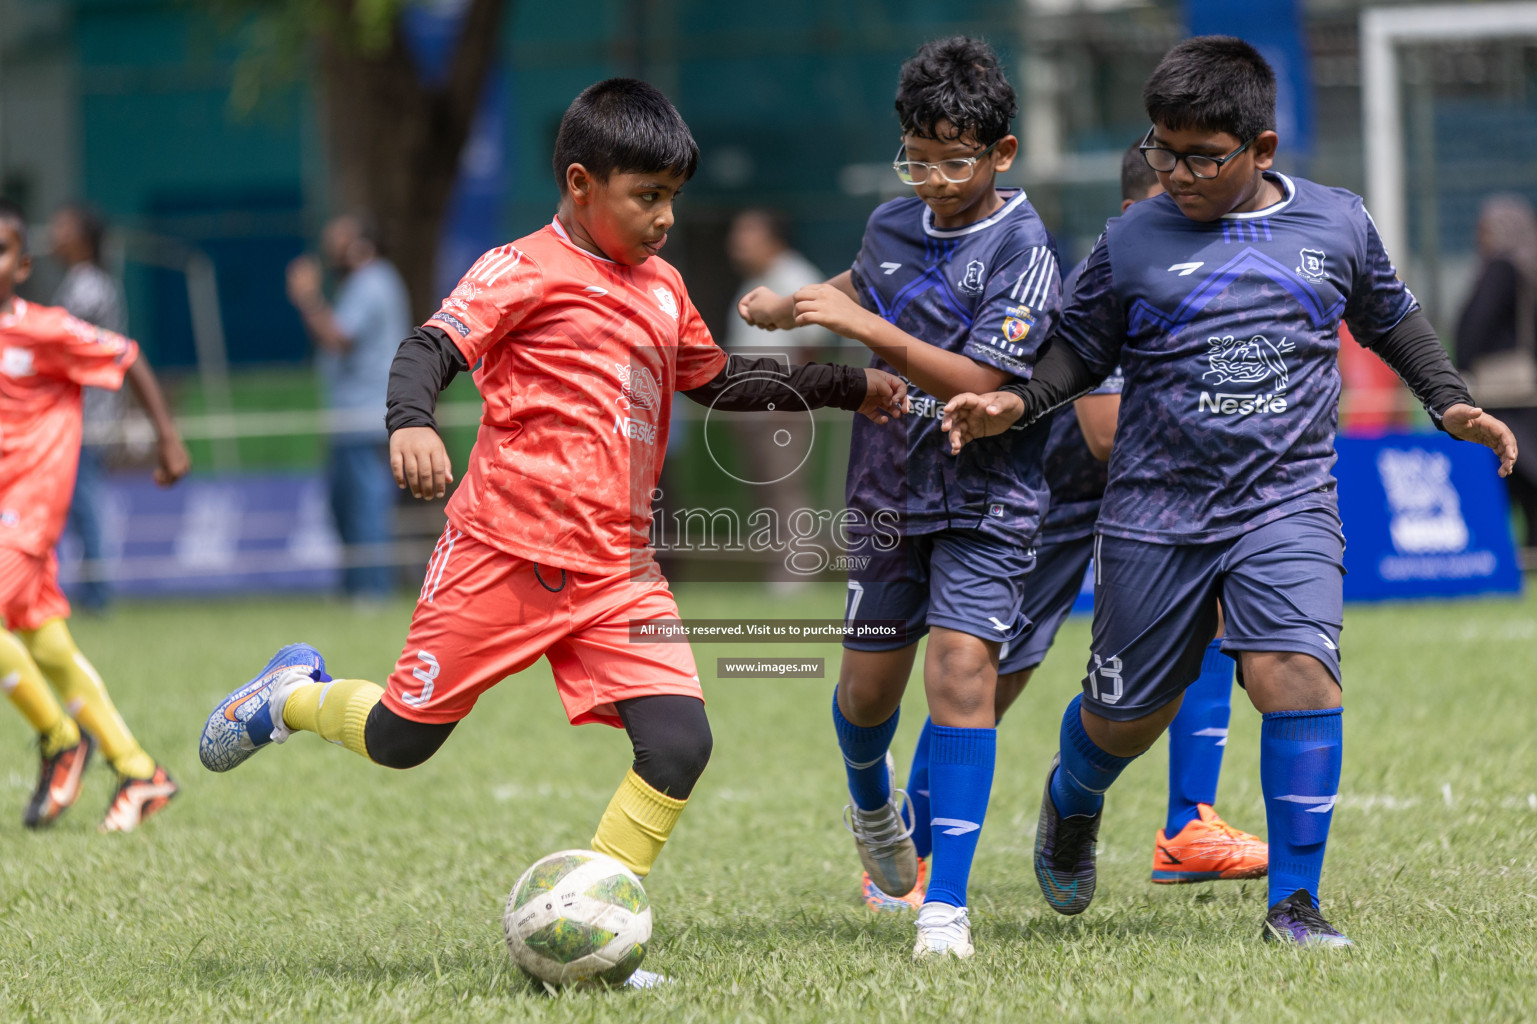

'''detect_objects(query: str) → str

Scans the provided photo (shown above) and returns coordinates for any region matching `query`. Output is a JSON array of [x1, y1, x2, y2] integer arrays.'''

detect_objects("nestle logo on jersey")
[[1198, 334, 1293, 415]]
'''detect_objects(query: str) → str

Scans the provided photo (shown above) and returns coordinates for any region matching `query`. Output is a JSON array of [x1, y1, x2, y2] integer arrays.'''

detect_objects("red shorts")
[[383, 526, 702, 727], [0, 546, 70, 632]]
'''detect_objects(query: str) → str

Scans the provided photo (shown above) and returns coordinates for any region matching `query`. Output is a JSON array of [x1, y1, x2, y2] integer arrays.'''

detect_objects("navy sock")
[[1165, 640, 1235, 836], [1049, 694, 1136, 818], [1261, 708, 1342, 907], [905, 717, 934, 860], [924, 725, 995, 907], [832, 688, 898, 812]]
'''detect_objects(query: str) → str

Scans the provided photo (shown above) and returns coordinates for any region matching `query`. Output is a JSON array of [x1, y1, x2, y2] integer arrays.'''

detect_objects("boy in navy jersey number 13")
[[943, 37, 1516, 946], [741, 37, 1060, 958]]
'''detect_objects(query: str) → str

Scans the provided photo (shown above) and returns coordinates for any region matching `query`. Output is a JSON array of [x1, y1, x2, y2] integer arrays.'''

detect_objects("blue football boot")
[[199, 643, 330, 772]]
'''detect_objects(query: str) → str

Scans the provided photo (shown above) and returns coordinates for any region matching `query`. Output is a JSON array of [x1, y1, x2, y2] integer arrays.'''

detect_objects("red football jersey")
[[0, 299, 138, 557], [426, 219, 726, 573]]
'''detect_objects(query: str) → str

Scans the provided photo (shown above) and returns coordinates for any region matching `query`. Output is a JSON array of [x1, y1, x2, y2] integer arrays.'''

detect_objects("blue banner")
[[1336, 432, 1523, 602], [1186, 0, 1314, 162]]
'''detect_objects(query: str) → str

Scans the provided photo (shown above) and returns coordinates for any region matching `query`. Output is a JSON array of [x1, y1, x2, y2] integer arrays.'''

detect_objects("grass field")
[[2, 585, 1535, 1023]]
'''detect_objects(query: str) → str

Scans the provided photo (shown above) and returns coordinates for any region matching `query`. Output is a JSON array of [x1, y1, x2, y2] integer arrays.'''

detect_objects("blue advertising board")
[[1335, 432, 1523, 602]]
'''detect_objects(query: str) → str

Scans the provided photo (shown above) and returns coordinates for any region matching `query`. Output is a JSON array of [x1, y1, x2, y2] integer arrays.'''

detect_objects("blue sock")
[[924, 725, 995, 907], [905, 717, 934, 859], [1049, 694, 1136, 818], [1261, 708, 1343, 908], [1165, 640, 1235, 836], [832, 688, 898, 812]]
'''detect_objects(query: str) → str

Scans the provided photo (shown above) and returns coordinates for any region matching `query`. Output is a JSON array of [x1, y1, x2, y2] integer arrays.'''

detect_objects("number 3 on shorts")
[[401, 650, 440, 707]]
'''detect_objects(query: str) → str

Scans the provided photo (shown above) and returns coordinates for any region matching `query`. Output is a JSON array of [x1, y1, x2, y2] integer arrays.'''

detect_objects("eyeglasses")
[[893, 140, 999, 185], [1138, 127, 1255, 180]]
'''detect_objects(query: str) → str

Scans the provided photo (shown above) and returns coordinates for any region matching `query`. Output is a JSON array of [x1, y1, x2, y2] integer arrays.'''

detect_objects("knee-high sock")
[[1166, 640, 1235, 835], [924, 725, 994, 908], [1050, 694, 1136, 818], [905, 717, 935, 859], [1261, 708, 1342, 907], [281, 678, 382, 760], [592, 768, 686, 878], [1, 629, 78, 755], [21, 618, 151, 777], [832, 688, 898, 811]]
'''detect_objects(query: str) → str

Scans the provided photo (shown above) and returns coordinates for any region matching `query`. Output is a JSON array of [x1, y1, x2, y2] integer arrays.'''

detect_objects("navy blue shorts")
[[999, 534, 1093, 675], [843, 529, 1036, 651], [1082, 508, 1345, 721]]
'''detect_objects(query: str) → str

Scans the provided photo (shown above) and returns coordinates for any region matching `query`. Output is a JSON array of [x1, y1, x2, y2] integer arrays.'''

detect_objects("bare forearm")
[[125, 354, 179, 440], [849, 317, 1009, 400], [296, 302, 352, 353], [828, 270, 857, 300]]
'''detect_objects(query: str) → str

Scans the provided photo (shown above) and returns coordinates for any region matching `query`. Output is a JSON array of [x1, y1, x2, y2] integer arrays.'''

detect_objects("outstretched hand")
[[792, 283, 878, 340], [859, 368, 909, 424], [940, 392, 1026, 455], [391, 426, 455, 499], [1443, 403, 1518, 476]]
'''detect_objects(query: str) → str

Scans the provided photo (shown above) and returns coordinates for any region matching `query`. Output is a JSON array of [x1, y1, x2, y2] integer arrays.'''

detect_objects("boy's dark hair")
[[895, 36, 1017, 146], [1120, 139, 1161, 202], [552, 78, 699, 193], [58, 202, 106, 263], [0, 198, 28, 253], [1143, 36, 1276, 142]]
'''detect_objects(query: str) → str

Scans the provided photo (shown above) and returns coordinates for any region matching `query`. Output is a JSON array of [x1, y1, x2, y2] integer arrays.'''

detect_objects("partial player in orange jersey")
[[199, 79, 905, 984], [0, 197, 189, 831]]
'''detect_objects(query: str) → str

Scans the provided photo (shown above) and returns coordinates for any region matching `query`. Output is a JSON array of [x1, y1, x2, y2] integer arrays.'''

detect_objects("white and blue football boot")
[[199, 643, 330, 772]]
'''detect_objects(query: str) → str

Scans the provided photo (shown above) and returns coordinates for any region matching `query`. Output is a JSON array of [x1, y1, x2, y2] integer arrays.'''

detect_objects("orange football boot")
[[863, 857, 928, 911], [1151, 804, 1267, 883]]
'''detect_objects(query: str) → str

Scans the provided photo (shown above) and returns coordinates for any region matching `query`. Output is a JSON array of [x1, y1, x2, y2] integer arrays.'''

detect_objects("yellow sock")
[[1, 630, 78, 755], [591, 769, 687, 878], [280, 677, 382, 760], [20, 619, 146, 775]]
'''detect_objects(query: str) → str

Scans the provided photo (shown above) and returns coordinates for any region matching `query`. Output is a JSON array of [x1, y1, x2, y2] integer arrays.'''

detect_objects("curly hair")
[[895, 36, 1017, 146]]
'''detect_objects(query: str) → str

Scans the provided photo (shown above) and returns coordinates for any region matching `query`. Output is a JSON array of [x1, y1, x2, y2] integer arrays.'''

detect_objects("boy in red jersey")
[[200, 80, 904, 979], [0, 198, 189, 831]]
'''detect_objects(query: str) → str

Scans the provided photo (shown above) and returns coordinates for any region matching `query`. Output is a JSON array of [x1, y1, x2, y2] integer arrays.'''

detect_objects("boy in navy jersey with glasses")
[[741, 36, 1060, 958], [942, 36, 1516, 945]]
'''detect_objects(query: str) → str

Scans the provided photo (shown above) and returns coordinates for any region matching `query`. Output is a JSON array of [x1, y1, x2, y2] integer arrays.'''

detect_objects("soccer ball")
[[503, 849, 651, 988]]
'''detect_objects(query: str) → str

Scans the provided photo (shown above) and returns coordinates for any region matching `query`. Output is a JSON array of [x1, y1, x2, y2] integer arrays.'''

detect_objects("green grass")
[[2, 586, 1535, 1023]]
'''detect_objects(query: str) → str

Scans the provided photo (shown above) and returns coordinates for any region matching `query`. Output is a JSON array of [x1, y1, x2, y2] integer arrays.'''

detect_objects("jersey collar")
[[1222, 172, 1295, 221], [922, 188, 1029, 238], [549, 216, 618, 264], [0, 297, 27, 328]]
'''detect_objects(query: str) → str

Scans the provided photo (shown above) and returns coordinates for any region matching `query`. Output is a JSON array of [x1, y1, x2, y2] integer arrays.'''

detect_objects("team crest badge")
[[652, 286, 679, 320], [1296, 248, 1327, 282], [958, 260, 986, 294], [1001, 304, 1036, 344]]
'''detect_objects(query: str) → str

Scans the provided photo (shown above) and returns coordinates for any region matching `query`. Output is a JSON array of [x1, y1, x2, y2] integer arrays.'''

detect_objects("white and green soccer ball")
[[503, 849, 651, 988]]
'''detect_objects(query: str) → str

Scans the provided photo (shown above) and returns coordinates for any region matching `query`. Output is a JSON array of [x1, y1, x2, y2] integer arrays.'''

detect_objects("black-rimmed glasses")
[[1138, 127, 1254, 180], [893, 140, 1000, 185]]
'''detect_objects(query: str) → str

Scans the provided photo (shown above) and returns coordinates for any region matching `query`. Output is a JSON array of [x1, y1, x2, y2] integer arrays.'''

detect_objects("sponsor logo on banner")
[[1377, 448, 1469, 554]]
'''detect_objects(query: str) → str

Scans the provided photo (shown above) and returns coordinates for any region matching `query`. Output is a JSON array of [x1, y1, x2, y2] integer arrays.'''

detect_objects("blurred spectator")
[[51, 202, 126, 613], [286, 213, 409, 602], [724, 209, 835, 589], [1455, 194, 1537, 547]]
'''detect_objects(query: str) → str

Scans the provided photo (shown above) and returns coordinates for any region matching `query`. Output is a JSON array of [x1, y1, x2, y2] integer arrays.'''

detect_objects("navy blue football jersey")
[[1055, 173, 1416, 544], [845, 190, 1061, 540]]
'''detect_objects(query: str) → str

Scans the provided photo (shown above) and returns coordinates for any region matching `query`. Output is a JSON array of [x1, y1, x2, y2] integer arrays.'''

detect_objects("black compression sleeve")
[[681, 353, 867, 412], [997, 341, 1105, 430], [385, 326, 471, 433], [1361, 307, 1473, 430]]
